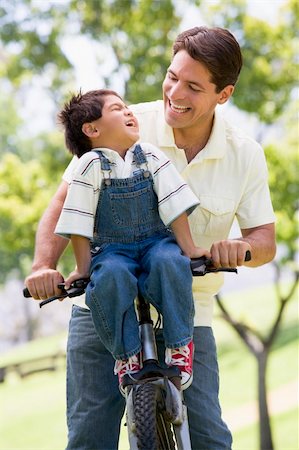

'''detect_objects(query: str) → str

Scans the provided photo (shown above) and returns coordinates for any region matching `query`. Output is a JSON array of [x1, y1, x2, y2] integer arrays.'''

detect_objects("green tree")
[[0, 153, 52, 282], [204, 0, 299, 122], [68, 0, 180, 103], [0, 134, 74, 283], [0, 0, 180, 104]]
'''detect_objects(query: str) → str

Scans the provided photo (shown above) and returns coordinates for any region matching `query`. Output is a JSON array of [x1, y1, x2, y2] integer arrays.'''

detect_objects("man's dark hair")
[[173, 27, 243, 92], [58, 89, 121, 157]]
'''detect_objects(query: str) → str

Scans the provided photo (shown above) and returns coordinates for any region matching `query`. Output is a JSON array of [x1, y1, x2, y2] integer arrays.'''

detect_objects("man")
[[25, 26, 276, 450]]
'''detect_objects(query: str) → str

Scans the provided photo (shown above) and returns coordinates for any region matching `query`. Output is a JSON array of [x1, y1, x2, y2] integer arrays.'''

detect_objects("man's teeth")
[[170, 102, 190, 113]]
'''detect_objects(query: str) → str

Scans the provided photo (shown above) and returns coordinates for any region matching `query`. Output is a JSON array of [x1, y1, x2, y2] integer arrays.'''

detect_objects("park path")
[[224, 379, 298, 431]]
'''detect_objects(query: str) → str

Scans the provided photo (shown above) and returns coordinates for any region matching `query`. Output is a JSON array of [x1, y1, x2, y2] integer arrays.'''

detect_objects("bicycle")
[[23, 251, 251, 450]]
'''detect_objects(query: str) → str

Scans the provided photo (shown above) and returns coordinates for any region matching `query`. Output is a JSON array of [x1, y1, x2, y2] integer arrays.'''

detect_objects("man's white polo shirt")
[[63, 100, 275, 326]]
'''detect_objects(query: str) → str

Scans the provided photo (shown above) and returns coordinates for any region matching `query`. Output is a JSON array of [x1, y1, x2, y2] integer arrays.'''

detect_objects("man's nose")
[[168, 81, 185, 101]]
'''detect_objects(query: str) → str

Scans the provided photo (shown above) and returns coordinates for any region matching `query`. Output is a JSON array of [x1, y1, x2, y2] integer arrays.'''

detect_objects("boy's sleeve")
[[144, 143, 200, 226], [62, 156, 79, 183], [55, 153, 101, 239]]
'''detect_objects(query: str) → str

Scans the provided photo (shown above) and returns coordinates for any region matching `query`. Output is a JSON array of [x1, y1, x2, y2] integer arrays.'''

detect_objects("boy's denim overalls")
[[86, 145, 194, 360]]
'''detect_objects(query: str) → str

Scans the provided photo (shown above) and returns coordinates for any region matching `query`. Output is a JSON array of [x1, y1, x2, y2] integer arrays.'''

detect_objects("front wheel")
[[133, 383, 175, 450]]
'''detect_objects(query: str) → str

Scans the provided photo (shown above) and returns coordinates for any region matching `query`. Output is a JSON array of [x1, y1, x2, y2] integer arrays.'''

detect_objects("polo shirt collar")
[[157, 104, 226, 160], [157, 103, 174, 147]]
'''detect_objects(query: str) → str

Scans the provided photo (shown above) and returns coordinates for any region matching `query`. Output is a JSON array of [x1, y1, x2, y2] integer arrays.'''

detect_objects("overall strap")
[[133, 144, 150, 178], [94, 150, 112, 186]]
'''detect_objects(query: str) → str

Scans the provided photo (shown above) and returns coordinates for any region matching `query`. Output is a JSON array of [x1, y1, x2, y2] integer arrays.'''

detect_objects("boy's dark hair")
[[173, 27, 243, 92], [58, 89, 121, 157]]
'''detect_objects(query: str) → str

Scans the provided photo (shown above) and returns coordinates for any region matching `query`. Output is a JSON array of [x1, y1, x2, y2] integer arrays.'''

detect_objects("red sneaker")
[[114, 353, 141, 396], [165, 341, 194, 390]]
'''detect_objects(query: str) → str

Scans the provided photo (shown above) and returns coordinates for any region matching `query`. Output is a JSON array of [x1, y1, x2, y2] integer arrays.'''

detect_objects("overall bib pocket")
[[109, 185, 158, 227]]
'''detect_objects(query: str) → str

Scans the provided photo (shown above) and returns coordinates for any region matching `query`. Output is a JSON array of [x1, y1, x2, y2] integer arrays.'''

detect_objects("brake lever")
[[190, 257, 237, 276], [38, 278, 90, 308]]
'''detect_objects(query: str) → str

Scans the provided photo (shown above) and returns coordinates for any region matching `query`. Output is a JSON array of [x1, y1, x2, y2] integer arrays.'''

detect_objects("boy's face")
[[91, 95, 139, 154]]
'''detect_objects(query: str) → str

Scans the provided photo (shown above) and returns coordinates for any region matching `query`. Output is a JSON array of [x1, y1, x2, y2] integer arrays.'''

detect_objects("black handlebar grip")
[[23, 287, 31, 298], [245, 250, 251, 262]]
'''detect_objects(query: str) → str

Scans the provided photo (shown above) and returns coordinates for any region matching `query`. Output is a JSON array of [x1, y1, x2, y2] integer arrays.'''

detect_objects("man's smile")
[[169, 101, 191, 114]]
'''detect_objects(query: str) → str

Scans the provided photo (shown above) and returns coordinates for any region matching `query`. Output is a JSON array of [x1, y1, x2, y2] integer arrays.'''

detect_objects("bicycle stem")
[[139, 322, 158, 362], [137, 293, 159, 363]]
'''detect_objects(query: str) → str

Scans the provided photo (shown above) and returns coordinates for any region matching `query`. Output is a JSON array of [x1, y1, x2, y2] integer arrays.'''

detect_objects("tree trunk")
[[257, 351, 274, 450]]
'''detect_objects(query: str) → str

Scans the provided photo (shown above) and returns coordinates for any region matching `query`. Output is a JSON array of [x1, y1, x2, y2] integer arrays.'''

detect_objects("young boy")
[[55, 89, 210, 394]]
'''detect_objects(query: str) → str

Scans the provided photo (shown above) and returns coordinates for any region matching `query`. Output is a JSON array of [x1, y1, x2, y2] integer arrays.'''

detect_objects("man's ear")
[[82, 122, 100, 137], [218, 85, 234, 105]]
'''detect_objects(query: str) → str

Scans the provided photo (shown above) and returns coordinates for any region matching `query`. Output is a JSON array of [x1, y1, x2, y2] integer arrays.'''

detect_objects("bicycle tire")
[[133, 383, 176, 450], [157, 410, 176, 450]]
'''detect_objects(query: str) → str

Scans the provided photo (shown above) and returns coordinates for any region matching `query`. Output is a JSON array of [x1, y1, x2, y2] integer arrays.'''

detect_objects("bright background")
[[0, 0, 298, 449]]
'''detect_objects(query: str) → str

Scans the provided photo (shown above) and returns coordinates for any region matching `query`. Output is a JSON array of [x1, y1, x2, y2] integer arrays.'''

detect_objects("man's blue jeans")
[[66, 305, 232, 450]]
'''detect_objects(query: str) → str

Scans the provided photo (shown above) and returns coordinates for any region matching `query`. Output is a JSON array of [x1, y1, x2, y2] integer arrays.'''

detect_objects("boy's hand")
[[189, 247, 211, 260], [64, 270, 90, 290]]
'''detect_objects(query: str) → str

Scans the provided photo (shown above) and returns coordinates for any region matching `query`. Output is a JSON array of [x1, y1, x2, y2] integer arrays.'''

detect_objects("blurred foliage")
[[0, 87, 22, 153], [0, 153, 53, 281], [0, 0, 180, 104], [265, 100, 299, 262], [204, 0, 299, 122], [68, 0, 180, 102]]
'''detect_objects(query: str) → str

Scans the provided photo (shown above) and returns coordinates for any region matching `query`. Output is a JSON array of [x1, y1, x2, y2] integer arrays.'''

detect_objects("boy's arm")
[[64, 235, 91, 289], [25, 181, 69, 300], [170, 213, 210, 259]]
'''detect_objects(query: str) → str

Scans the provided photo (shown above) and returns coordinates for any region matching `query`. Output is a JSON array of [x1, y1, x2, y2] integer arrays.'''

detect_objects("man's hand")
[[210, 239, 252, 268], [25, 269, 64, 300]]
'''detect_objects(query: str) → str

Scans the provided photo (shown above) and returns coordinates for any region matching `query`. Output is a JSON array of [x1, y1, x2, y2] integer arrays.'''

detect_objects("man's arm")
[[25, 181, 69, 300], [210, 223, 276, 268]]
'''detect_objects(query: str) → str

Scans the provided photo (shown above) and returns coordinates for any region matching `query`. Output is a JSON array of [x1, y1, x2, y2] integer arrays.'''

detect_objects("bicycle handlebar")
[[23, 251, 251, 308], [23, 278, 90, 308], [191, 250, 251, 276]]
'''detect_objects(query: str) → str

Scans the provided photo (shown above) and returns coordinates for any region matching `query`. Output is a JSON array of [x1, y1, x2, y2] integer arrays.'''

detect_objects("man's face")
[[162, 50, 228, 130]]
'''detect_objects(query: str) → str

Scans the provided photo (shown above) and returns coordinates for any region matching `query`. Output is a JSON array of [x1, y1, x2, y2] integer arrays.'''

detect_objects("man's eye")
[[189, 85, 201, 92], [168, 73, 177, 81]]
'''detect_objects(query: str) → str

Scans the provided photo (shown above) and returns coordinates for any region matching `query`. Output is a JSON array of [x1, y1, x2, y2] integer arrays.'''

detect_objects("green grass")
[[232, 408, 299, 450], [214, 282, 298, 409], [0, 332, 67, 366], [0, 371, 67, 450], [0, 282, 297, 450]]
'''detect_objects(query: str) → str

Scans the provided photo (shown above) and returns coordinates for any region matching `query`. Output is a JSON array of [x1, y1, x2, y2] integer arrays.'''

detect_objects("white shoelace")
[[114, 355, 139, 375], [165, 346, 190, 367]]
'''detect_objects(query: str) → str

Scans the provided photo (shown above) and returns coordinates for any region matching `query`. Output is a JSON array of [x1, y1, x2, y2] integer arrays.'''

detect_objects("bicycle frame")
[[124, 294, 192, 450]]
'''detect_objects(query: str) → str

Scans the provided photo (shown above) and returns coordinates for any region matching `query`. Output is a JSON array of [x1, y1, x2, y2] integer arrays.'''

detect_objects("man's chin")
[[164, 110, 187, 129]]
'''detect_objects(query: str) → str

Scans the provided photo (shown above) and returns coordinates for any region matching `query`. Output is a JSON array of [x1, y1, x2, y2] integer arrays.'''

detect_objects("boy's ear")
[[82, 122, 100, 138], [218, 85, 234, 105]]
